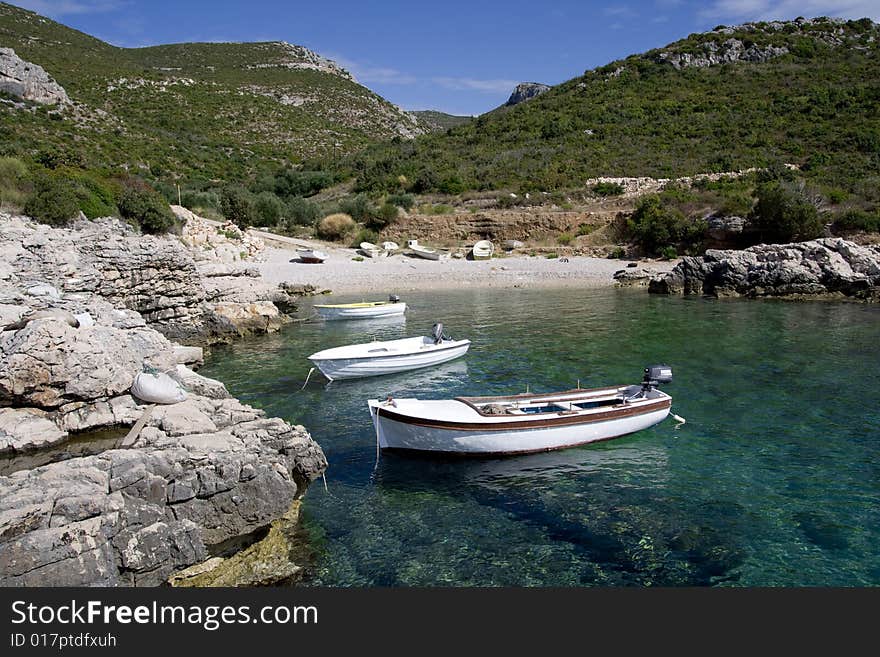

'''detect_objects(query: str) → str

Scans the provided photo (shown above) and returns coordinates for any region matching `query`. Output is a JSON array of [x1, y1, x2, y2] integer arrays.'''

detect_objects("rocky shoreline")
[[649, 238, 880, 301], [0, 213, 328, 586]]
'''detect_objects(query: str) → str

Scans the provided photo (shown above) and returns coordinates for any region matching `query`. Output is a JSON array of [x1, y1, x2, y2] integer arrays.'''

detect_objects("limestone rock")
[[0, 47, 70, 105], [0, 408, 68, 454], [506, 82, 551, 106], [649, 238, 880, 300]]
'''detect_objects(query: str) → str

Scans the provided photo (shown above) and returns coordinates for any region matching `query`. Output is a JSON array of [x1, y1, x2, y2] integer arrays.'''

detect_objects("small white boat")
[[406, 239, 440, 261], [359, 242, 387, 258], [308, 324, 469, 380], [298, 248, 327, 264], [314, 295, 406, 321], [368, 366, 674, 455], [503, 240, 524, 251], [471, 240, 494, 260], [382, 241, 400, 253]]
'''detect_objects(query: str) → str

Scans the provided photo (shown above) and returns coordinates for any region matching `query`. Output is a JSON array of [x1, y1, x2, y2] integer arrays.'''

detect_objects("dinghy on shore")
[[470, 240, 494, 260], [368, 366, 674, 455], [309, 323, 469, 380], [314, 295, 406, 321], [359, 242, 387, 258], [297, 248, 327, 263], [407, 239, 441, 260]]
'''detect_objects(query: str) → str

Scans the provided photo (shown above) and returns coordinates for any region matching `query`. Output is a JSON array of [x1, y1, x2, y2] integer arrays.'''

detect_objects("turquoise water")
[[201, 288, 880, 586]]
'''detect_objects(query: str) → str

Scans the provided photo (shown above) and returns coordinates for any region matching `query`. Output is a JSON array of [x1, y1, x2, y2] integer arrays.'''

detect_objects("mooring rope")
[[300, 367, 316, 391], [672, 412, 687, 429]]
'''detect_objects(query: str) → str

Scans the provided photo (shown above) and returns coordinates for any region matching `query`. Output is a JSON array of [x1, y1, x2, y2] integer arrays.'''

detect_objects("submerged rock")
[[649, 238, 880, 300]]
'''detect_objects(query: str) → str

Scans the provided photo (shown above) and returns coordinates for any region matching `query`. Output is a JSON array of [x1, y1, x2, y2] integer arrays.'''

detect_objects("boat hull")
[[368, 397, 671, 455], [311, 340, 469, 380], [410, 248, 440, 260], [315, 302, 406, 321]]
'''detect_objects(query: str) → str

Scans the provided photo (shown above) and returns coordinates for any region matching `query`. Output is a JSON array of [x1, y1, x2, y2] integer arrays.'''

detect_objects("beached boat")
[[406, 239, 441, 261], [308, 324, 469, 381], [368, 366, 674, 455], [298, 248, 328, 263], [359, 242, 387, 258], [503, 240, 524, 251], [314, 295, 406, 321], [382, 241, 400, 253], [471, 240, 494, 260]]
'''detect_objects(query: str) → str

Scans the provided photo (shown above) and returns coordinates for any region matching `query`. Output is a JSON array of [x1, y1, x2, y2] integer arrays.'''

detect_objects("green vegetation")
[[592, 182, 625, 196], [409, 110, 473, 133], [117, 181, 176, 233], [748, 181, 823, 242], [220, 186, 257, 229], [317, 213, 355, 241], [24, 171, 79, 226]]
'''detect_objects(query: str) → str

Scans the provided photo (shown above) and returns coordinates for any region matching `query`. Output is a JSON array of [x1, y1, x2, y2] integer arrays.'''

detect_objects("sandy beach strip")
[[255, 245, 677, 296]]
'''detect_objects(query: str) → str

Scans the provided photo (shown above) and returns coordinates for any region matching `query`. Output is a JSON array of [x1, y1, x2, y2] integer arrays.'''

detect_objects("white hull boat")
[[298, 248, 327, 263], [383, 241, 400, 254], [471, 240, 494, 260], [309, 325, 470, 380], [360, 242, 387, 258], [314, 298, 406, 321], [406, 239, 441, 260], [368, 366, 674, 455]]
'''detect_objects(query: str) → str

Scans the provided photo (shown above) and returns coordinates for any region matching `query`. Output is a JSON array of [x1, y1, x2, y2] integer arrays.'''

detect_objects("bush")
[[832, 209, 880, 233], [118, 181, 176, 234], [70, 172, 117, 219], [592, 181, 625, 196], [285, 196, 320, 228], [557, 233, 573, 245], [608, 247, 626, 259], [253, 191, 285, 227], [748, 182, 824, 243], [352, 228, 380, 248], [220, 186, 257, 229], [272, 169, 333, 198], [317, 213, 355, 241], [181, 190, 220, 211], [659, 246, 678, 260], [339, 194, 378, 223], [368, 203, 399, 230], [0, 156, 31, 209], [627, 196, 705, 255], [24, 171, 79, 226], [386, 193, 414, 210]]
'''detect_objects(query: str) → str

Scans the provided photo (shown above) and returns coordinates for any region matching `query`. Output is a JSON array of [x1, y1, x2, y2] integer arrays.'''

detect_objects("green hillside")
[[0, 2, 422, 185], [410, 110, 473, 133], [339, 17, 880, 198]]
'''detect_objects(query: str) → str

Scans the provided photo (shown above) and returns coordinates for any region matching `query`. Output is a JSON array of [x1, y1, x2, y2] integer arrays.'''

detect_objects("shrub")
[[748, 182, 824, 243], [70, 172, 117, 219], [367, 203, 398, 230], [118, 181, 176, 234], [608, 247, 626, 259], [352, 228, 380, 247], [317, 213, 355, 241], [24, 171, 79, 226], [386, 193, 414, 210], [557, 233, 573, 245], [592, 181, 625, 196], [339, 194, 379, 223], [285, 196, 320, 227], [577, 224, 594, 236], [832, 209, 880, 233], [627, 196, 705, 255], [659, 246, 678, 260], [220, 186, 257, 229], [253, 191, 285, 227], [181, 190, 220, 211], [0, 156, 30, 209]]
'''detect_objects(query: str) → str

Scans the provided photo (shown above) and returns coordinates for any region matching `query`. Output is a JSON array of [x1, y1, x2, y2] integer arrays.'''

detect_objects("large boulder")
[[649, 238, 880, 300], [0, 47, 70, 105]]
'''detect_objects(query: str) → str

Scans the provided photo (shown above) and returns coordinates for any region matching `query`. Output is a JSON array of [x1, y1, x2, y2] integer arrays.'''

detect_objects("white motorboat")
[[359, 242, 387, 258], [382, 241, 400, 253], [308, 324, 469, 381], [298, 248, 327, 263], [368, 366, 674, 455], [406, 239, 440, 261], [471, 240, 494, 260], [314, 295, 406, 321]]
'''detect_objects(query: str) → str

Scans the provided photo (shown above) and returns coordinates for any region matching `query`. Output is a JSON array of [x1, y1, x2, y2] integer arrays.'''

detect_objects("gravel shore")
[[255, 245, 677, 295]]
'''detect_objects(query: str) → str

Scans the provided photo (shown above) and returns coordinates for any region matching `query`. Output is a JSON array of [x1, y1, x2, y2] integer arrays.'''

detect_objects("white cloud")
[[701, 0, 880, 22], [432, 77, 519, 93], [604, 5, 636, 17], [328, 54, 417, 85], [7, 0, 125, 17]]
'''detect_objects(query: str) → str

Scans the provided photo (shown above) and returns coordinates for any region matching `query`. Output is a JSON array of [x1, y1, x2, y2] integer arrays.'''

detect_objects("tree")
[[24, 171, 79, 226], [748, 181, 823, 243], [220, 186, 257, 229], [118, 181, 175, 234]]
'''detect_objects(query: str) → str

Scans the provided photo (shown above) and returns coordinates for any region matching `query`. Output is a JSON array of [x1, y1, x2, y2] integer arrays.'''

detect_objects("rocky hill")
[[410, 110, 472, 133], [342, 17, 880, 197], [0, 2, 423, 183]]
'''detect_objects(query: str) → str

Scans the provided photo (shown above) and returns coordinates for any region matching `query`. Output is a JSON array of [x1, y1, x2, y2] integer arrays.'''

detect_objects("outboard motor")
[[389, 294, 401, 303], [432, 323, 445, 344], [642, 364, 673, 392]]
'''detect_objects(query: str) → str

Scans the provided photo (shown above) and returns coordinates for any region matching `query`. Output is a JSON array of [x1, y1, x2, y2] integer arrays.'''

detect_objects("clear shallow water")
[[201, 288, 880, 586]]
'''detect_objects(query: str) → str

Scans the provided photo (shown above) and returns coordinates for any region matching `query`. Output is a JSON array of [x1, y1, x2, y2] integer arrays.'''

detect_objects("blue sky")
[[8, 1, 880, 115]]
